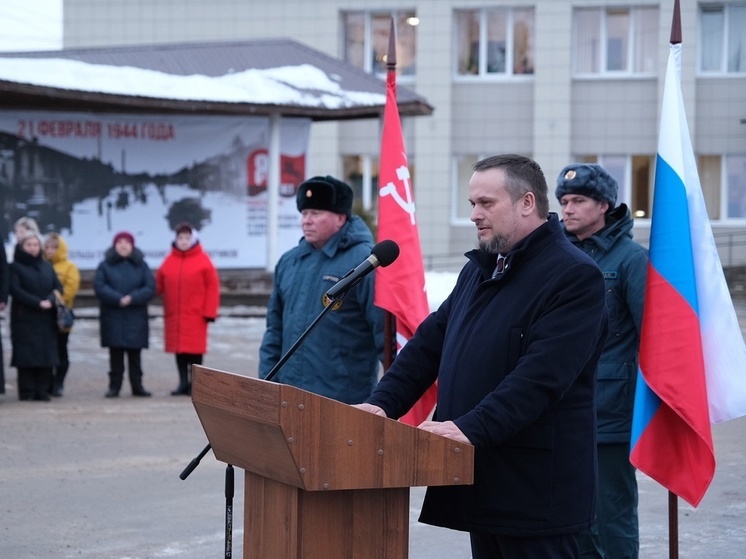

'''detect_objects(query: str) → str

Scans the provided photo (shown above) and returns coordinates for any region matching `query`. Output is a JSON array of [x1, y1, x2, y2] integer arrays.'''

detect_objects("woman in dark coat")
[[9, 233, 62, 401], [94, 231, 156, 398], [0, 240, 8, 395]]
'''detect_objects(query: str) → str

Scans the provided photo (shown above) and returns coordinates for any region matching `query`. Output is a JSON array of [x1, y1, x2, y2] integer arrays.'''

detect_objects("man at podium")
[[358, 155, 608, 559]]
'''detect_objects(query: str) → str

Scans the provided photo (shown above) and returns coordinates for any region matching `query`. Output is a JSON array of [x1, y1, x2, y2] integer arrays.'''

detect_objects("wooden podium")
[[191, 365, 474, 559]]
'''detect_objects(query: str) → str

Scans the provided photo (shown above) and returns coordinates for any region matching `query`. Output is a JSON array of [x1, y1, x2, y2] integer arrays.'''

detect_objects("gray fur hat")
[[555, 163, 618, 207]]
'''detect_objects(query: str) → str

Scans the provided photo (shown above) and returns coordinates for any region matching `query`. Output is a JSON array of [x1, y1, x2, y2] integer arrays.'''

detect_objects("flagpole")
[[668, 491, 679, 559], [670, 0, 681, 45], [667, 3, 682, 559], [383, 311, 396, 369], [382, 18, 399, 372]]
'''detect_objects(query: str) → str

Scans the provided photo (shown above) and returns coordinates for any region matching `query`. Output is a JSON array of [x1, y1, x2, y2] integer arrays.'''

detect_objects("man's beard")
[[479, 234, 511, 254]]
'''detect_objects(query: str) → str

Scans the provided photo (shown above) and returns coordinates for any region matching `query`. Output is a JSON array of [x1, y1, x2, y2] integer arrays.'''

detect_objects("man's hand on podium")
[[353, 403, 387, 417], [354, 405, 472, 445], [418, 420, 471, 445]]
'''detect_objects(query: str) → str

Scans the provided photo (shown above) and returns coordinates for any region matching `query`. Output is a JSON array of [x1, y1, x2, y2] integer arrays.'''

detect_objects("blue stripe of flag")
[[631, 369, 660, 448], [649, 155, 698, 314]]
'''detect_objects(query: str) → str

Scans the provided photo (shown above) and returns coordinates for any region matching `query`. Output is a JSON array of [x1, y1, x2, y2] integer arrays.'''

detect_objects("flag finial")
[[670, 0, 682, 45], [387, 18, 397, 72]]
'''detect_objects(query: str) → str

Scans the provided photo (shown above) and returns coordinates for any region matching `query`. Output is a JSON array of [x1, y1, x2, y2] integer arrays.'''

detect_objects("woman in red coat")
[[156, 222, 220, 395]]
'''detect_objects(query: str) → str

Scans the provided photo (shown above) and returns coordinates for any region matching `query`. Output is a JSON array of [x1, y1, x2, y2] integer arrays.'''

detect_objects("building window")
[[343, 155, 379, 215], [573, 154, 655, 219], [453, 154, 480, 222], [694, 155, 746, 220], [629, 155, 654, 219], [576, 154, 745, 222], [343, 11, 418, 77], [726, 155, 746, 218], [455, 7, 535, 77], [696, 155, 721, 219], [573, 6, 658, 75], [700, 4, 746, 73]]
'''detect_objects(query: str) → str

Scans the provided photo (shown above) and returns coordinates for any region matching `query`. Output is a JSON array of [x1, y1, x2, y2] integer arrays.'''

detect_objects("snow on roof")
[[0, 57, 383, 109], [0, 40, 433, 119]]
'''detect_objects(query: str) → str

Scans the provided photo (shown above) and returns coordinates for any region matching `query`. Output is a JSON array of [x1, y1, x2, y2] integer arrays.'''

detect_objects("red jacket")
[[156, 242, 220, 354]]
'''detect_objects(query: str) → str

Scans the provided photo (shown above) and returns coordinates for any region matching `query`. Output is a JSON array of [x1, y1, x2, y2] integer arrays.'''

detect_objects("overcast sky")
[[0, 0, 62, 52]]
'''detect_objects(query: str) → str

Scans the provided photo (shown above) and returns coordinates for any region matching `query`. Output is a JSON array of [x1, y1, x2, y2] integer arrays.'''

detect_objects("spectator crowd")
[[1, 217, 220, 401]]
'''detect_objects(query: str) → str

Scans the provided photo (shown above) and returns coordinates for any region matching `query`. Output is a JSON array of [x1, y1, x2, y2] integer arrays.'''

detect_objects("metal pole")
[[668, 491, 679, 559], [225, 464, 234, 558]]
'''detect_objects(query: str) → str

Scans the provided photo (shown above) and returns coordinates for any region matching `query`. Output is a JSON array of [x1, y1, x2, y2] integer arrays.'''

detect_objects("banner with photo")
[[0, 110, 309, 269]]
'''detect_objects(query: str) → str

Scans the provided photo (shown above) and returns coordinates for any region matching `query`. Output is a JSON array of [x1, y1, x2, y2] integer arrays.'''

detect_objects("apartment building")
[[62, 0, 746, 266]]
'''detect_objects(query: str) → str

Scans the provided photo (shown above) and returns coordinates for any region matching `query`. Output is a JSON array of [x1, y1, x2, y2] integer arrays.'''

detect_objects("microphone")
[[326, 239, 400, 299]]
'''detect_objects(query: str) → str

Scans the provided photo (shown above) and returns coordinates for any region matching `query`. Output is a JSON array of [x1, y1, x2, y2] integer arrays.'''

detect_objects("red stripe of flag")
[[632, 265, 714, 506]]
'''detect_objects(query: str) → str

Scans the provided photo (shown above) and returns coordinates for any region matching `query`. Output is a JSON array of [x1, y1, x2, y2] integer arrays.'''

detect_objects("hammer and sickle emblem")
[[379, 162, 417, 225]]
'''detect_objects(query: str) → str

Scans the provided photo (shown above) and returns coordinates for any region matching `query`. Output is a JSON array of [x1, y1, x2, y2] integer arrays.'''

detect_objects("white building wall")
[[533, 1, 573, 206], [408, 1, 454, 256], [62, 0, 746, 267]]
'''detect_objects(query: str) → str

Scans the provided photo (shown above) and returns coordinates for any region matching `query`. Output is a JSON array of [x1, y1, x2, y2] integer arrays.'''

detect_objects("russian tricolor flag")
[[630, 40, 746, 507]]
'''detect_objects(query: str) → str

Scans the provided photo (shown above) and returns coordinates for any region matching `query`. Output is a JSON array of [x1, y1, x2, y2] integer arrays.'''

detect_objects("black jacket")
[[94, 247, 155, 349], [9, 245, 62, 368], [367, 215, 608, 536], [563, 204, 647, 443], [0, 241, 8, 305]]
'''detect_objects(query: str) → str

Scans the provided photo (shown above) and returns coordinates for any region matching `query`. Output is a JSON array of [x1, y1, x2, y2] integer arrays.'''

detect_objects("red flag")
[[375, 20, 437, 425], [375, 22, 435, 426], [376, 69, 429, 341]]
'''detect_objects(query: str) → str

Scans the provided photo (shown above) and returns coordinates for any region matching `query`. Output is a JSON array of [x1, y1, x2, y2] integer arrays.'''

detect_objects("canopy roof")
[[0, 39, 433, 120]]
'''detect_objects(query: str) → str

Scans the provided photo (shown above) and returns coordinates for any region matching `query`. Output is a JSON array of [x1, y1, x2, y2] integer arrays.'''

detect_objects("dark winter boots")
[[105, 370, 122, 398], [129, 368, 151, 397], [106, 359, 151, 398], [172, 357, 197, 396], [50, 362, 69, 397], [170, 369, 190, 396]]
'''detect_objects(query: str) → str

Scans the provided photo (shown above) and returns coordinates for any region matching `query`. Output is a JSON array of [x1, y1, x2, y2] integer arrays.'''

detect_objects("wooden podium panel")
[[244, 474, 409, 559], [191, 365, 474, 558]]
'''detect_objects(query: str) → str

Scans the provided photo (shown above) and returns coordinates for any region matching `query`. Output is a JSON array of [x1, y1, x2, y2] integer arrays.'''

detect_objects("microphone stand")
[[224, 464, 234, 559], [179, 291, 347, 556]]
